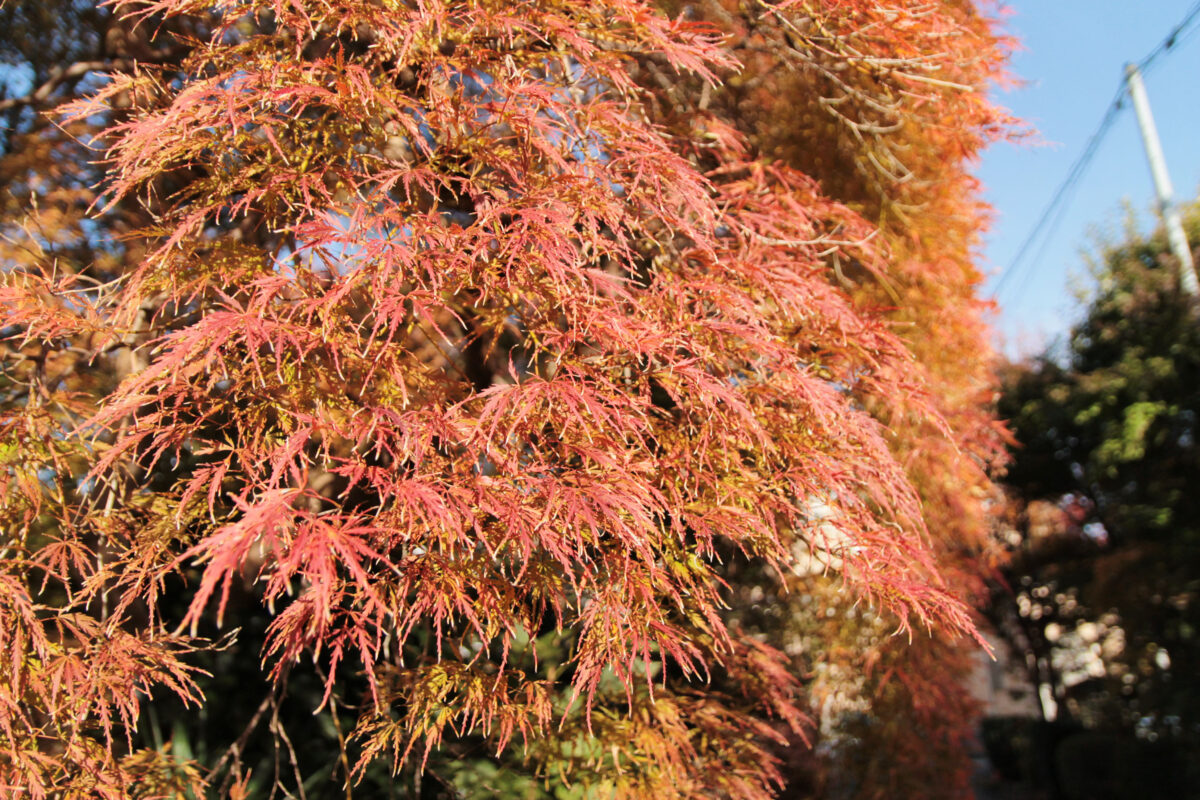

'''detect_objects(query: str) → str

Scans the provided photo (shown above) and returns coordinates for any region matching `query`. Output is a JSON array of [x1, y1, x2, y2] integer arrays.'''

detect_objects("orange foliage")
[[0, 1, 1016, 797]]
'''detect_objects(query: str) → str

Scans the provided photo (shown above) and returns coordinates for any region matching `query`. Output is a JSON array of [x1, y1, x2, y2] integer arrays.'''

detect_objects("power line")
[[1138, 0, 1200, 73], [991, 86, 1124, 302], [992, 1, 1200, 304]]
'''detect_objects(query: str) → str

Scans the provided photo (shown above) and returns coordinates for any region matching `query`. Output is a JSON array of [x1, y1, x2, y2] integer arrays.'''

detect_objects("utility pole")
[[1125, 62, 1199, 296]]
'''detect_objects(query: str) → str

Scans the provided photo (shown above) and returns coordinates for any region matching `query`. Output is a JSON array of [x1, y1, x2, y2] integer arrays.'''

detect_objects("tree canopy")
[[991, 205, 1200, 798], [0, 1, 1014, 797]]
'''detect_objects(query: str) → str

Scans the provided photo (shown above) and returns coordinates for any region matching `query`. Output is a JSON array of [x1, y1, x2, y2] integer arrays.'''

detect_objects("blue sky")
[[978, 1, 1200, 358]]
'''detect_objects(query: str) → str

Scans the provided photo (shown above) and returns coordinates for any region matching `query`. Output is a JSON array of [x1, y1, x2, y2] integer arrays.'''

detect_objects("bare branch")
[[0, 59, 137, 114]]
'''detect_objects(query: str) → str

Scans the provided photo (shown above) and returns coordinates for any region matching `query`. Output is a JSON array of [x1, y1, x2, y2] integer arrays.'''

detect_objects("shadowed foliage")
[[990, 205, 1200, 799]]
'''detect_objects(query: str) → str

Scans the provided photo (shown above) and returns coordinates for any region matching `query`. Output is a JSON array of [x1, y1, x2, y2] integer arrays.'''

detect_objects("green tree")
[[991, 205, 1200, 798]]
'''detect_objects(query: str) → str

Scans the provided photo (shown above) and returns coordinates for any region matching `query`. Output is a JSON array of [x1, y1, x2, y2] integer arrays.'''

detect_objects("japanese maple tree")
[[636, 2, 1017, 796], [0, 0, 1015, 797]]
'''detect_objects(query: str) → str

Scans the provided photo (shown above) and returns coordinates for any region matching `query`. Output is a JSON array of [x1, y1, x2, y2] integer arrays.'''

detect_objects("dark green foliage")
[[991, 204, 1200, 797]]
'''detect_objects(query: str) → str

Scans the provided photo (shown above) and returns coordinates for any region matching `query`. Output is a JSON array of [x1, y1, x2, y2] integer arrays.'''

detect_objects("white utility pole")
[[1125, 62, 1199, 296]]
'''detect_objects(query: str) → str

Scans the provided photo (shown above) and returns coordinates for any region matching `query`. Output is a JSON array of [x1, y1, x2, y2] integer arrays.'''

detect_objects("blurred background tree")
[[989, 202, 1200, 799]]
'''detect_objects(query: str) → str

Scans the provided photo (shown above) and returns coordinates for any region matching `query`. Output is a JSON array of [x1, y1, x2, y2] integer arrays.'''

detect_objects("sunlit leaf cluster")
[[0, 1, 1014, 797]]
